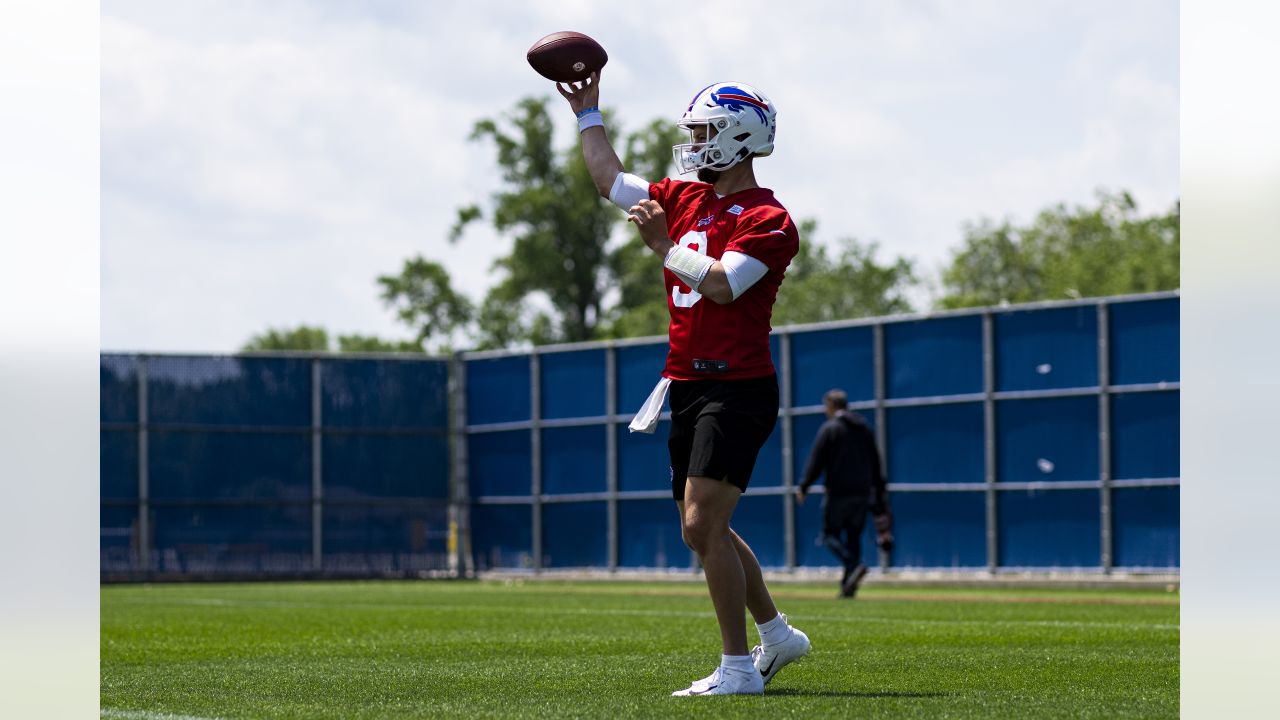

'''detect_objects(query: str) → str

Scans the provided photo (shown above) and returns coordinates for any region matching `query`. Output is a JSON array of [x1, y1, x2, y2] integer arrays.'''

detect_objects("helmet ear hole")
[[733, 133, 751, 142]]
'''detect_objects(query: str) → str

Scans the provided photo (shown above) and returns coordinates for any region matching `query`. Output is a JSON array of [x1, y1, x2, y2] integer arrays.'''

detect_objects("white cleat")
[[751, 615, 811, 685], [671, 666, 765, 696]]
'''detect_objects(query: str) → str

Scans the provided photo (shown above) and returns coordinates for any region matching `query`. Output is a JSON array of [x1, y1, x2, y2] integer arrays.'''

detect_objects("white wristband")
[[664, 245, 714, 290], [577, 111, 604, 133]]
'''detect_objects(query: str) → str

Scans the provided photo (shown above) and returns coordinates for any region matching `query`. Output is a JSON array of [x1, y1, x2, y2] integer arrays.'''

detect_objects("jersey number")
[[672, 230, 707, 308]]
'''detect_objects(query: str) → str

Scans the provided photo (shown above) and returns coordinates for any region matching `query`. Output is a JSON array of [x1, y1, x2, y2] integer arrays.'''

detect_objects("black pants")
[[822, 494, 870, 578]]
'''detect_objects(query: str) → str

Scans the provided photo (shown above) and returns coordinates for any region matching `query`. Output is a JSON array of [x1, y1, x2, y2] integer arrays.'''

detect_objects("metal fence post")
[[137, 356, 150, 572], [605, 345, 619, 572], [311, 359, 323, 572], [982, 313, 999, 574], [779, 332, 796, 571], [1098, 302, 1114, 573], [449, 354, 473, 578], [873, 323, 889, 571], [530, 353, 543, 572]]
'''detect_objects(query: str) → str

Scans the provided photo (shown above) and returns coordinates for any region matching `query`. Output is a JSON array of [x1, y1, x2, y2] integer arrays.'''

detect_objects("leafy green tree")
[[241, 325, 330, 352], [335, 334, 424, 353], [241, 325, 423, 353], [939, 191, 1179, 308], [376, 257, 474, 353], [395, 99, 683, 348], [447, 97, 618, 347], [771, 220, 920, 325]]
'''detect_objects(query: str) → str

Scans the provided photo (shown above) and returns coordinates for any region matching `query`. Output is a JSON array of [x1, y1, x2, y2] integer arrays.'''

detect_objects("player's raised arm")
[[557, 72, 625, 199]]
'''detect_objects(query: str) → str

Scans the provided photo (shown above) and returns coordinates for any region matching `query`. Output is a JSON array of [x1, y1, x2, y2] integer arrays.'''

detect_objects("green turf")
[[101, 579, 1178, 719]]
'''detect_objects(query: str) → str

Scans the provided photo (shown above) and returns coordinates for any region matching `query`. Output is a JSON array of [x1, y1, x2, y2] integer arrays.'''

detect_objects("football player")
[[558, 71, 810, 696]]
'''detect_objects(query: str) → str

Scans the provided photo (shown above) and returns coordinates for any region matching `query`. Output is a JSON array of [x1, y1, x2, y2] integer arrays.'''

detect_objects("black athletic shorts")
[[667, 374, 779, 501]]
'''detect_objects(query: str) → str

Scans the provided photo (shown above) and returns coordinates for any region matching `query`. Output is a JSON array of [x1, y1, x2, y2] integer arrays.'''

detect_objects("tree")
[[376, 256, 473, 353], [335, 334, 424, 353], [939, 190, 1179, 308], [449, 97, 619, 347], [385, 99, 683, 348], [241, 325, 423, 353], [771, 220, 920, 326], [241, 325, 330, 352]]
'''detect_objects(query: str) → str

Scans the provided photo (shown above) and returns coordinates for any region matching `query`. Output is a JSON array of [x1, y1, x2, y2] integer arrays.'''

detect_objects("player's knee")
[[681, 511, 725, 556]]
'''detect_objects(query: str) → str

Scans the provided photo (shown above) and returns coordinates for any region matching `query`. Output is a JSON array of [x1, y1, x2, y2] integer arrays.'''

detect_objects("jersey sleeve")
[[724, 206, 800, 273]]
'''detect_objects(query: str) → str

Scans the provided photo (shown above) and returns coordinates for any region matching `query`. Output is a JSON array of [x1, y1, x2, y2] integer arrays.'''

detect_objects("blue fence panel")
[[618, 499, 685, 568], [100, 505, 138, 572], [1110, 298, 1179, 386], [101, 430, 138, 500], [151, 504, 312, 573], [323, 503, 448, 555], [1113, 486, 1179, 568], [466, 356, 530, 425], [543, 501, 609, 567], [148, 430, 311, 501], [886, 316, 983, 398], [616, 342, 669, 413], [468, 430, 532, 497], [147, 356, 312, 427], [323, 433, 449, 500], [790, 326, 875, 406], [733, 494, 786, 568], [997, 396, 1099, 483], [891, 491, 987, 568], [887, 403, 983, 483], [1112, 391, 1179, 480], [101, 355, 140, 423], [471, 503, 533, 570], [321, 359, 448, 429], [995, 306, 1098, 391], [998, 489, 1100, 567], [752, 423, 783, 488], [793, 494, 878, 568], [541, 349, 607, 420], [542, 425, 607, 495], [617, 421, 671, 493]]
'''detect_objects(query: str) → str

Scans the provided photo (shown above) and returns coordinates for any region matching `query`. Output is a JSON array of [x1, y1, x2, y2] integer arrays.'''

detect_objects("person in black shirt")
[[797, 389, 893, 598]]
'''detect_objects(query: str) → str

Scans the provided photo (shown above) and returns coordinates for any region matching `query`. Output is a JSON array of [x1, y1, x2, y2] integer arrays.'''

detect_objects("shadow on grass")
[[765, 689, 954, 699]]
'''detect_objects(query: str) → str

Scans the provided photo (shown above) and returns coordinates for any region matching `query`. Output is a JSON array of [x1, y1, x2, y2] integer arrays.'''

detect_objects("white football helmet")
[[673, 82, 777, 174]]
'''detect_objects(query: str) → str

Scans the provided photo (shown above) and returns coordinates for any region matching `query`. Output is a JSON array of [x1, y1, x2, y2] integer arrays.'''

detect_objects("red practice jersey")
[[649, 178, 800, 381]]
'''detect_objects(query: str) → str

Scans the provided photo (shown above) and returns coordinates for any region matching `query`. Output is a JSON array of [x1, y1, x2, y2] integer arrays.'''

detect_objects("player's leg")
[[681, 474, 749, 655], [821, 497, 857, 586], [671, 475, 764, 696], [839, 496, 871, 598], [729, 529, 777, 623]]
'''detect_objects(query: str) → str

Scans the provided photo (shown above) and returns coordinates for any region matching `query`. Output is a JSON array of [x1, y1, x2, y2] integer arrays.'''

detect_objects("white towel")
[[628, 377, 672, 434]]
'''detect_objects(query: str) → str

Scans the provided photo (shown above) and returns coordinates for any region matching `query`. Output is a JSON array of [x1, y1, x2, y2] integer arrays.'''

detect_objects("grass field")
[[101, 579, 1178, 719]]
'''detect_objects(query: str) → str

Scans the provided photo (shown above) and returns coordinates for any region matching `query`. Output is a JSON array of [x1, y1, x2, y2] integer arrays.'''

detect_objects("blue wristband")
[[575, 105, 600, 119]]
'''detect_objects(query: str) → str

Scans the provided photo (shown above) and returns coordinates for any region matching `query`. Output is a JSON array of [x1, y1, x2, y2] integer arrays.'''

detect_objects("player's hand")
[[556, 71, 601, 114], [627, 199, 673, 255], [795, 489, 806, 507]]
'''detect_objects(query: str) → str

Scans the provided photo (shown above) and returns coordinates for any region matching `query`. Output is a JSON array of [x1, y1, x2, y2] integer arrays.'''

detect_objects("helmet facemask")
[[672, 115, 753, 175]]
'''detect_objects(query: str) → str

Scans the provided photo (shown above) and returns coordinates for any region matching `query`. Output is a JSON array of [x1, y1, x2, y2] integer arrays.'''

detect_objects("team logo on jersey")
[[728, 205, 744, 215], [696, 215, 714, 227]]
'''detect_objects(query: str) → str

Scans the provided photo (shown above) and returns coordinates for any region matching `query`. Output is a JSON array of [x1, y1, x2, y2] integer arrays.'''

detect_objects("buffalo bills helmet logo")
[[709, 86, 770, 123]]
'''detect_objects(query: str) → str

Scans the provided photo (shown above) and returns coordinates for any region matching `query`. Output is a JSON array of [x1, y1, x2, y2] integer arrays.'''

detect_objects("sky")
[[101, 0, 1179, 353]]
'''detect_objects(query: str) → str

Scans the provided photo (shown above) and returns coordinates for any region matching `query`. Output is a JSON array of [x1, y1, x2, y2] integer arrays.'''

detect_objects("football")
[[526, 31, 608, 83]]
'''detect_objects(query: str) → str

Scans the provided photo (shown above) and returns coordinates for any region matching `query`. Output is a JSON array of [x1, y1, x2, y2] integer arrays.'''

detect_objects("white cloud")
[[101, 0, 1179, 352]]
